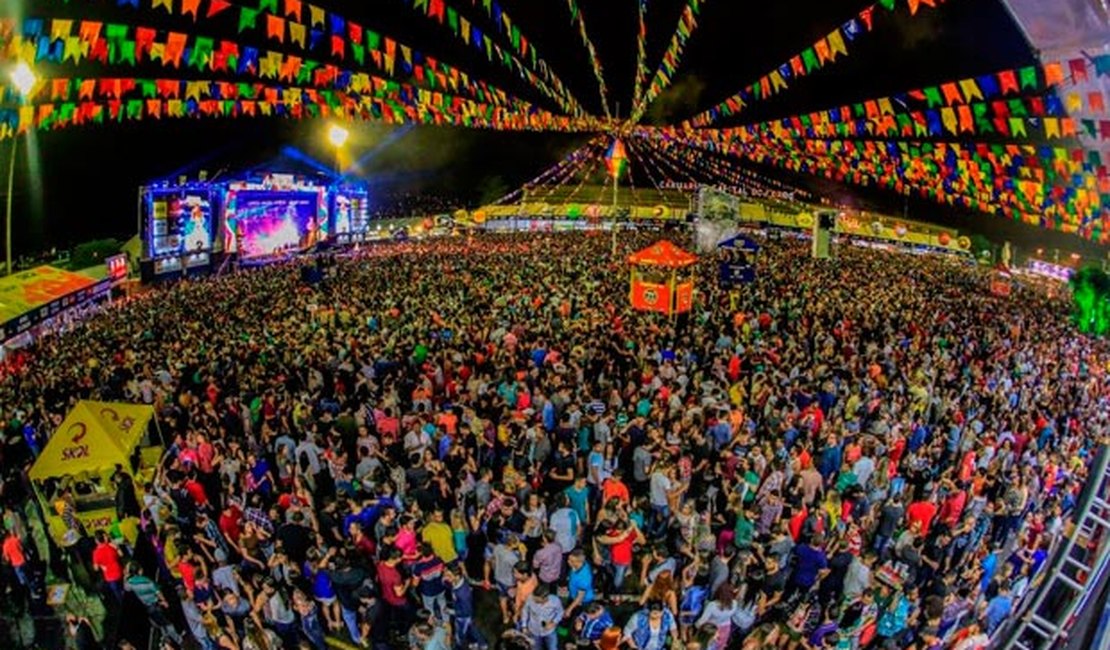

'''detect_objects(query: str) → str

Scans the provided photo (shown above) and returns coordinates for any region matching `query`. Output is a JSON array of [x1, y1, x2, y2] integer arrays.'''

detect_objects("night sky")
[[12, 0, 1097, 256]]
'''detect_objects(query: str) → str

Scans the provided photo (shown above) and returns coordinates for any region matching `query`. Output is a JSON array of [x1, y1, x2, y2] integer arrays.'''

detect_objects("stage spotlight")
[[9, 62, 36, 96], [327, 123, 350, 148]]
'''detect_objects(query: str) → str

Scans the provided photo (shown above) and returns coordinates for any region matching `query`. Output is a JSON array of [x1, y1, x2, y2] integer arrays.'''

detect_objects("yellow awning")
[[29, 401, 155, 481]]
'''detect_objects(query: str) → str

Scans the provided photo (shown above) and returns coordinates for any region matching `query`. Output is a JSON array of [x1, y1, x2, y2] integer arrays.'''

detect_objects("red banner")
[[631, 281, 671, 314], [674, 281, 694, 313]]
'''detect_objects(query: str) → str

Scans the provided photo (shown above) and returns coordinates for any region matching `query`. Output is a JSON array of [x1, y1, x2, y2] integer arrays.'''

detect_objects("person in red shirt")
[[92, 530, 124, 601], [2, 529, 27, 586], [376, 547, 411, 636], [601, 470, 630, 505], [353, 523, 377, 559], [906, 496, 939, 537], [938, 480, 968, 530], [218, 502, 243, 548], [596, 520, 642, 591], [183, 474, 209, 510]]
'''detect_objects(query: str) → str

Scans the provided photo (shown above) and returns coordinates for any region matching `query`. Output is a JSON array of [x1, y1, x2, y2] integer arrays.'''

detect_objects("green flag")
[[1018, 66, 1038, 90], [801, 48, 819, 73], [239, 7, 259, 32]]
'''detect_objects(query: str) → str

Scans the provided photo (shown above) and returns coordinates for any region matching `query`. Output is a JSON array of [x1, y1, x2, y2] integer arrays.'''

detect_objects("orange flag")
[[180, 0, 201, 19], [266, 15, 285, 42], [1043, 62, 1064, 86]]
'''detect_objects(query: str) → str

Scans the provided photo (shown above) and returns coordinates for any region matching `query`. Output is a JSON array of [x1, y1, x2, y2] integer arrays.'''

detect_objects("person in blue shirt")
[[787, 534, 829, 601], [531, 345, 547, 369], [622, 601, 676, 650], [819, 439, 843, 483], [979, 547, 999, 595], [984, 583, 1013, 634], [411, 543, 447, 620], [565, 475, 591, 525], [575, 602, 614, 646], [542, 398, 556, 433], [565, 550, 595, 618]]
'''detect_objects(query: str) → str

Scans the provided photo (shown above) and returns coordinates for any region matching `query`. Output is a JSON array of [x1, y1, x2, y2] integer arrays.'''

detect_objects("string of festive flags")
[[630, 0, 703, 124], [2, 17, 608, 133], [77, 0, 583, 117], [643, 134, 814, 203], [693, 127, 1107, 200], [686, 0, 946, 128], [564, 0, 610, 118], [207, 0, 538, 112], [14, 14, 534, 114], [624, 138, 666, 193], [676, 129, 1110, 241], [693, 56, 1110, 148], [713, 59, 1105, 139], [457, 0, 586, 116], [0, 76, 591, 140], [632, 0, 648, 113]]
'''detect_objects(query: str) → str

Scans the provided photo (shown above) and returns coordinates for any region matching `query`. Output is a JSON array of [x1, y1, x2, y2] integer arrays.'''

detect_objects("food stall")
[[28, 401, 162, 545]]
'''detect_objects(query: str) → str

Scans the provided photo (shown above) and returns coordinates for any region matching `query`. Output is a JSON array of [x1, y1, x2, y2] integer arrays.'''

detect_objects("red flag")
[[1069, 58, 1089, 84], [998, 70, 1019, 95], [858, 6, 874, 31], [429, 0, 446, 22], [206, 0, 231, 18]]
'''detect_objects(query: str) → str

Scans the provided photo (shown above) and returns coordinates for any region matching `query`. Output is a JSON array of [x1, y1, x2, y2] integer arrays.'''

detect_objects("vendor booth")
[[628, 240, 698, 316], [29, 401, 162, 546]]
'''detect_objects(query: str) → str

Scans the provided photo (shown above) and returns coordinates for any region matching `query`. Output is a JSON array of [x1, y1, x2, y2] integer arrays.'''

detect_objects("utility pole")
[[611, 103, 621, 257]]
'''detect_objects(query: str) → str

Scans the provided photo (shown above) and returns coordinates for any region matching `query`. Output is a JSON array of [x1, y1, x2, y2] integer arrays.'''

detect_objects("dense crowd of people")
[[0, 230, 1106, 650]]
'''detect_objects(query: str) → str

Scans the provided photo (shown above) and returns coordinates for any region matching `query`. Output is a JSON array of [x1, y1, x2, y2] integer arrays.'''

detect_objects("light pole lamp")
[[327, 123, 350, 177], [6, 62, 37, 276]]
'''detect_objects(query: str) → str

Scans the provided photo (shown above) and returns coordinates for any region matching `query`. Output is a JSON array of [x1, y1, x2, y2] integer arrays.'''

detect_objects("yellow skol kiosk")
[[29, 401, 162, 545]]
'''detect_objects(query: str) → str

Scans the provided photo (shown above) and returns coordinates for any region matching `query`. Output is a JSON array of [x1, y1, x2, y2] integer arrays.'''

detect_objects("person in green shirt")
[[124, 564, 183, 645], [734, 507, 755, 550]]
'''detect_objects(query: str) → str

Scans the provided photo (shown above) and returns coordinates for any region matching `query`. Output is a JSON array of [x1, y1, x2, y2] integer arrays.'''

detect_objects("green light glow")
[[1071, 267, 1110, 337]]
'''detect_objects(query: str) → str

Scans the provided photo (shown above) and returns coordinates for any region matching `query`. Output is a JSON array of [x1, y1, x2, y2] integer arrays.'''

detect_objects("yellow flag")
[[18, 106, 33, 132], [1044, 117, 1060, 138], [289, 22, 306, 48], [769, 70, 788, 93], [941, 107, 957, 134], [152, 0, 173, 12], [827, 29, 848, 59], [958, 79, 983, 102], [51, 20, 73, 41], [308, 4, 325, 27], [185, 81, 206, 101], [63, 36, 83, 63]]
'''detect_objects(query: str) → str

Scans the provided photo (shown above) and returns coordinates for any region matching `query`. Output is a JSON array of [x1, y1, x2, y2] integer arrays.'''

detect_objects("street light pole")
[[5, 62, 38, 276], [5, 134, 15, 276], [611, 171, 618, 257]]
